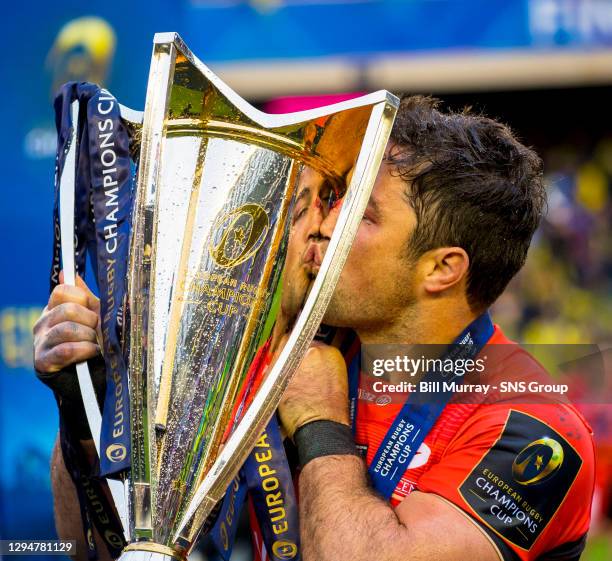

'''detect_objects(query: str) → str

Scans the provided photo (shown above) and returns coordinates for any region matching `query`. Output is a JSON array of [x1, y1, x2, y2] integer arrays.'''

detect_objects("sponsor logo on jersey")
[[512, 437, 564, 485], [459, 410, 582, 550]]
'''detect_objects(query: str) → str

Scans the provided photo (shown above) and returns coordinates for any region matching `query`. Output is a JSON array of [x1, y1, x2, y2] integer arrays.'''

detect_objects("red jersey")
[[353, 326, 595, 561], [249, 325, 595, 561]]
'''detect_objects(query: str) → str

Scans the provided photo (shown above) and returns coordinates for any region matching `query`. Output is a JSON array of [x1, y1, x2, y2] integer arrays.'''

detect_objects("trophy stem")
[[119, 543, 187, 561]]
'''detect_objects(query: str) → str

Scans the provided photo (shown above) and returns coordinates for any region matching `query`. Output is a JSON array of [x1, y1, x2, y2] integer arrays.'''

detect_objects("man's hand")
[[281, 345, 500, 561], [34, 272, 101, 374], [278, 342, 350, 439], [36, 275, 116, 558], [33, 272, 104, 445]]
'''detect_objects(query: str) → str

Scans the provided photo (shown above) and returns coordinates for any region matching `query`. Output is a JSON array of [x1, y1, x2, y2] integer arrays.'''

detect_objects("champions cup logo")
[[272, 540, 298, 560], [47, 17, 116, 99], [106, 443, 128, 463], [512, 437, 564, 485], [103, 530, 124, 550], [209, 203, 270, 268]]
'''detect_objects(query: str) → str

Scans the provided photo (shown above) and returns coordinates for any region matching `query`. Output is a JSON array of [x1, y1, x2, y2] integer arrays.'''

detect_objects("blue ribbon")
[[51, 81, 132, 559], [86, 88, 133, 476], [208, 473, 249, 561], [51, 82, 133, 476], [353, 313, 494, 500], [50, 82, 100, 292], [243, 417, 301, 561], [207, 416, 301, 561]]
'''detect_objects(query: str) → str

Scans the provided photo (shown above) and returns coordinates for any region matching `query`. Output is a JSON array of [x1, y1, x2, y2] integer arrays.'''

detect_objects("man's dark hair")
[[389, 95, 546, 312]]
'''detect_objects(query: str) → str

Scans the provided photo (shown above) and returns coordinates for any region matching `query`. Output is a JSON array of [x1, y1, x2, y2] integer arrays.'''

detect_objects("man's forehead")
[[368, 160, 411, 211], [298, 166, 324, 190]]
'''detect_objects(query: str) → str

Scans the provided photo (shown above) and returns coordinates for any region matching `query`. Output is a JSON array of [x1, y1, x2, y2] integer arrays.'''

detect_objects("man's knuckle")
[[35, 361, 50, 373], [32, 315, 46, 335], [305, 346, 323, 362], [48, 323, 64, 340], [55, 343, 74, 362], [33, 331, 45, 351], [53, 284, 69, 299], [33, 352, 45, 371], [37, 356, 57, 373], [48, 322, 76, 344], [61, 302, 78, 321], [58, 321, 77, 338]]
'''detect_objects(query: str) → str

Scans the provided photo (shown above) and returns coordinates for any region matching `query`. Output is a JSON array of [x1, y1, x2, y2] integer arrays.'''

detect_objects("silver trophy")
[[59, 32, 398, 561]]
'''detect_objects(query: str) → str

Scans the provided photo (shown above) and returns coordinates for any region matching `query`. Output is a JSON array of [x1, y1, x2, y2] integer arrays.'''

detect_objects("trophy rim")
[[153, 31, 399, 126]]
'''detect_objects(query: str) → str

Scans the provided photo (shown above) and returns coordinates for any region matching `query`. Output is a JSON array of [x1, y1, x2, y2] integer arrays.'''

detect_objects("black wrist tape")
[[294, 420, 359, 468], [36, 355, 107, 441]]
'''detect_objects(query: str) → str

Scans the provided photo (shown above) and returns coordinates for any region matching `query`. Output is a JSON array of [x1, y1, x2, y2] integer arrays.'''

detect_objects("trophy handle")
[[58, 100, 138, 539]]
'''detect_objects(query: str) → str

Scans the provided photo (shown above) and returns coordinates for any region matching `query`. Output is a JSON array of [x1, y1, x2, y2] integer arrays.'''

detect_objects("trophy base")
[[119, 543, 186, 561]]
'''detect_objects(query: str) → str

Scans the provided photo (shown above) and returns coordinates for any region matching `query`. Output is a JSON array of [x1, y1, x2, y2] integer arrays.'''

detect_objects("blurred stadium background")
[[0, 1, 610, 559]]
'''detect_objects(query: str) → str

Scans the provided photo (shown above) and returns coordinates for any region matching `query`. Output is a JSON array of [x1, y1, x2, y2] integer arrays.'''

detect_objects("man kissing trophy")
[[44, 32, 398, 561]]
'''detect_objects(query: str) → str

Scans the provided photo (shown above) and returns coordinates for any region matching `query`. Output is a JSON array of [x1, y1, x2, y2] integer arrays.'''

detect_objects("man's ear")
[[421, 247, 470, 294]]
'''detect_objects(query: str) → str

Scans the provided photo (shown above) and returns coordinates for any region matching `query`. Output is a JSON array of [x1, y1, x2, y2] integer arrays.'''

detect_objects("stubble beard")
[[321, 259, 418, 333]]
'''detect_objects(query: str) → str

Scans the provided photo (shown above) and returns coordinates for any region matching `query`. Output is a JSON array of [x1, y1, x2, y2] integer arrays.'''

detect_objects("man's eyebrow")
[[366, 195, 381, 215], [296, 186, 312, 204]]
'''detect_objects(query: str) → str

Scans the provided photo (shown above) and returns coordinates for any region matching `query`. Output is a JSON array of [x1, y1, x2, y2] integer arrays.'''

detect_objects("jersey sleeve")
[[415, 403, 595, 561]]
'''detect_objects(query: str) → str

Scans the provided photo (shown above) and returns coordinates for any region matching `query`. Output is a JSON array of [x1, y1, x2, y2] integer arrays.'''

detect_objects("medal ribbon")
[[51, 83, 133, 476], [86, 88, 133, 476], [50, 82, 100, 292], [243, 416, 301, 561], [51, 81, 131, 558], [351, 312, 494, 500], [208, 472, 249, 561], [209, 340, 301, 561]]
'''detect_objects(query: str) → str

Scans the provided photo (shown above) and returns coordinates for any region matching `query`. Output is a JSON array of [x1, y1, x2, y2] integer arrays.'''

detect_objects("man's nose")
[[305, 197, 326, 239], [319, 199, 342, 239]]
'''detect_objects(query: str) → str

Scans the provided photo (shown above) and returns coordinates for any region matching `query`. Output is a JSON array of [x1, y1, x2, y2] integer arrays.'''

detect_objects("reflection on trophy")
[[58, 32, 397, 561]]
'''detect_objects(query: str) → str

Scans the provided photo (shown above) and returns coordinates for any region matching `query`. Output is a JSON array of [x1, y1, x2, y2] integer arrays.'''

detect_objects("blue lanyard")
[[51, 82, 132, 558], [209, 416, 301, 561], [52, 84, 133, 476], [348, 313, 494, 499], [87, 89, 134, 476]]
